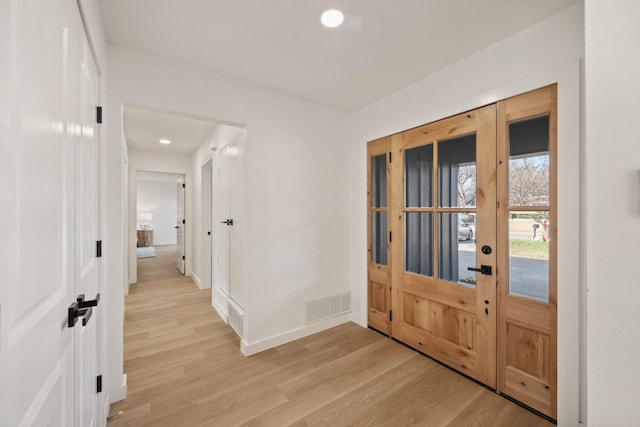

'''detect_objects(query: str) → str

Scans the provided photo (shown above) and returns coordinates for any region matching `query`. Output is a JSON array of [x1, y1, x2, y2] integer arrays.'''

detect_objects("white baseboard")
[[153, 241, 177, 246], [191, 272, 201, 288], [213, 295, 229, 321], [108, 374, 127, 404], [241, 313, 353, 356]]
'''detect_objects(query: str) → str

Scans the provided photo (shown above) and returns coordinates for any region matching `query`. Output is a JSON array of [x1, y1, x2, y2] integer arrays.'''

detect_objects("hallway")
[[107, 246, 552, 426]]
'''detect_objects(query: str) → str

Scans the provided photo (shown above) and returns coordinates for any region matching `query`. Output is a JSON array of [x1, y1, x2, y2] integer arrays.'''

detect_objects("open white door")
[[0, 0, 99, 425], [176, 179, 186, 274]]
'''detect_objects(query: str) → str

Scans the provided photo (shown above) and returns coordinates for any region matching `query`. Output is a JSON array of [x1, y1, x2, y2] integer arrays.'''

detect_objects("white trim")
[[191, 272, 201, 289], [217, 129, 246, 154], [107, 374, 127, 404], [241, 313, 352, 356]]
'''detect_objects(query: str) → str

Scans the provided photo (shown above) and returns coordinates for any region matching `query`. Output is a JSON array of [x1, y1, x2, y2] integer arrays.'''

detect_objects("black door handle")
[[68, 302, 93, 327], [220, 219, 234, 226], [468, 265, 492, 275], [77, 293, 100, 308]]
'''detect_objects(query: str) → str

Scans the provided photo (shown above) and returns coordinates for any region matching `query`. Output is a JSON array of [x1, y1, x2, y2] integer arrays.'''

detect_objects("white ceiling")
[[101, 0, 580, 112], [123, 106, 219, 154]]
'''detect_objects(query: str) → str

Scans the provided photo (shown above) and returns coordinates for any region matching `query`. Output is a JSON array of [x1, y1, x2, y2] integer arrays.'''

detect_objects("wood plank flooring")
[[107, 245, 553, 426]]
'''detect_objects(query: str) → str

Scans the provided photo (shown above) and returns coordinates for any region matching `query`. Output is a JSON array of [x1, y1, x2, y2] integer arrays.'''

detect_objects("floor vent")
[[305, 292, 351, 325]]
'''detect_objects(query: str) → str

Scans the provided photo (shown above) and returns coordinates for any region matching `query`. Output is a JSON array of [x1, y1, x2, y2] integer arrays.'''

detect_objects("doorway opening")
[[135, 171, 185, 276]]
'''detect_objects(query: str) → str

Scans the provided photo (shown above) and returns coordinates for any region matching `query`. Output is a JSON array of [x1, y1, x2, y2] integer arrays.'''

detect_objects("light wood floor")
[[108, 245, 553, 426]]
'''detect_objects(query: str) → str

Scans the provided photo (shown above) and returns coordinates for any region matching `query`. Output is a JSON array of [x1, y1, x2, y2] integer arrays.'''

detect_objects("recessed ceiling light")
[[159, 139, 171, 145], [321, 9, 344, 28]]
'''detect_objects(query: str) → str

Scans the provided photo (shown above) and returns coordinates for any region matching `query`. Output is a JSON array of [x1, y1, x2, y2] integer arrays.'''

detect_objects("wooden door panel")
[[403, 293, 475, 349], [367, 137, 391, 335], [497, 85, 557, 419], [392, 105, 497, 388]]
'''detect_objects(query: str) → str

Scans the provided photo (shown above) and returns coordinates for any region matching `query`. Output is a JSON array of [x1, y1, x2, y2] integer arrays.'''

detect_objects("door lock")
[[468, 265, 493, 275]]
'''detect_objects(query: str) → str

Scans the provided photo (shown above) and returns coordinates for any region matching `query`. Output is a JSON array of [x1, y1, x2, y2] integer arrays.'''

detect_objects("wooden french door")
[[367, 85, 557, 419], [497, 86, 557, 418]]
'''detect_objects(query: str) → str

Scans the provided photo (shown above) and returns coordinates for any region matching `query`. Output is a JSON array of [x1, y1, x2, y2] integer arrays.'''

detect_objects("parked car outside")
[[458, 218, 475, 241]]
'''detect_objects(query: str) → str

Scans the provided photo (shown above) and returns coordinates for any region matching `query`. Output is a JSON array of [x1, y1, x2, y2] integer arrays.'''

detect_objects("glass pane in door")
[[438, 212, 476, 286], [509, 115, 550, 206], [438, 134, 476, 208], [508, 211, 550, 302], [405, 212, 432, 276], [371, 154, 387, 208], [371, 212, 387, 265], [405, 144, 433, 208]]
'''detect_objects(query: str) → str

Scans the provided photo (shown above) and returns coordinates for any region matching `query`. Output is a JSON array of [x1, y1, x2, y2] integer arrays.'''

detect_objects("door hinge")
[[182, 219, 186, 224], [182, 183, 185, 188], [389, 310, 392, 321], [389, 231, 392, 242], [96, 240, 102, 258], [96, 375, 102, 393], [389, 152, 392, 163], [96, 106, 102, 124], [182, 255, 185, 261]]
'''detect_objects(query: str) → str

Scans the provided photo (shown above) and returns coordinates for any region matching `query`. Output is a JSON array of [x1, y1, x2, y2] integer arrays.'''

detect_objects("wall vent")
[[305, 292, 351, 325]]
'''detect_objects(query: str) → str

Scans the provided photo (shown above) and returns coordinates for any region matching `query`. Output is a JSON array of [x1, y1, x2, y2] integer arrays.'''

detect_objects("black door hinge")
[[96, 106, 102, 124], [182, 219, 186, 224], [96, 240, 102, 258], [389, 152, 392, 163], [389, 310, 393, 321], [182, 183, 185, 188], [182, 255, 185, 260], [96, 375, 102, 393], [389, 231, 392, 242]]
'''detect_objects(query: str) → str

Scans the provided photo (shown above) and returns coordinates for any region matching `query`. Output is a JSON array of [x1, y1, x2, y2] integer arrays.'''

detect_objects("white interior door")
[[0, 0, 97, 425], [201, 161, 213, 289], [176, 180, 185, 274], [75, 33, 101, 427], [215, 151, 231, 297], [214, 138, 245, 308], [228, 141, 244, 307]]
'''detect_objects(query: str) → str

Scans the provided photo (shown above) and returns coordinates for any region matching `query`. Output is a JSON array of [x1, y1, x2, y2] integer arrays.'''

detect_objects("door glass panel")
[[405, 212, 432, 276], [438, 134, 476, 208], [371, 211, 387, 265], [405, 144, 433, 208], [438, 212, 476, 286], [371, 154, 387, 208], [508, 211, 549, 302], [509, 115, 550, 206]]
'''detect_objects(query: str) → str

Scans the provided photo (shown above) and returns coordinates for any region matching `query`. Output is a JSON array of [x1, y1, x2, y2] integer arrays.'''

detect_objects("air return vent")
[[304, 292, 351, 325]]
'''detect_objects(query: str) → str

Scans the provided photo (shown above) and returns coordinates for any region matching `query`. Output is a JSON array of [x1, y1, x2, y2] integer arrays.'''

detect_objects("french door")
[[367, 85, 557, 419]]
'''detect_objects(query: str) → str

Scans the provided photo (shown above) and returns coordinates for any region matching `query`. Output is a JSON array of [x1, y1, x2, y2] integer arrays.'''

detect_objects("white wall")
[[127, 149, 191, 285], [136, 179, 178, 245], [350, 4, 584, 426], [107, 44, 351, 361], [585, 1, 640, 425]]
